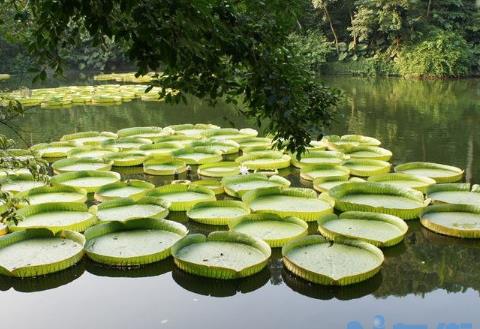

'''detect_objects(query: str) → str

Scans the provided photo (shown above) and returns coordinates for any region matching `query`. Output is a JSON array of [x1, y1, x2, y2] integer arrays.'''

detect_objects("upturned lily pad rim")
[[229, 213, 308, 247], [235, 152, 291, 170], [105, 151, 147, 167], [420, 204, 480, 238], [342, 159, 392, 177], [0, 174, 47, 194], [328, 182, 429, 220], [12, 202, 97, 233], [394, 162, 464, 183], [191, 179, 224, 195], [143, 157, 187, 176], [291, 150, 348, 168], [50, 170, 121, 193], [90, 196, 170, 221], [426, 183, 480, 204], [299, 164, 350, 181], [60, 131, 118, 143], [343, 146, 393, 161], [84, 218, 188, 266], [172, 147, 223, 164], [66, 145, 120, 158], [197, 162, 240, 178], [116, 126, 165, 139], [146, 184, 216, 211], [318, 211, 408, 247], [94, 179, 155, 202], [171, 231, 271, 279], [101, 137, 153, 148], [0, 228, 85, 277], [190, 139, 240, 155], [187, 200, 250, 225], [367, 173, 436, 193], [30, 141, 77, 157], [281, 235, 384, 286], [312, 177, 365, 193], [16, 185, 88, 206], [52, 157, 113, 173]]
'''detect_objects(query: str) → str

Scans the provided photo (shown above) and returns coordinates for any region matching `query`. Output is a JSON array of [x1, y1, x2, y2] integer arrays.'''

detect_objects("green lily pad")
[[242, 187, 334, 222], [229, 213, 308, 247], [171, 231, 271, 279], [203, 128, 258, 141], [342, 159, 391, 177], [13, 203, 96, 233], [221, 174, 291, 198], [291, 150, 347, 168], [117, 126, 166, 140], [300, 164, 350, 181], [426, 183, 480, 206], [61, 131, 117, 146], [0, 174, 47, 194], [17, 185, 87, 206], [343, 146, 392, 161], [282, 235, 384, 286], [197, 162, 240, 178], [313, 177, 365, 193], [328, 182, 429, 220], [94, 180, 154, 201], [52, 157, 113, 173], [187, 200, 250, 225], [394, 162, 464, 183], [91, 197, 169, 222], [235, 151, 291, 170], [191, 179, 224, 195], [190, 139, 240, 155], [147, 184, 216, 211], [143, 158, 187, 176], [172, 147, 223, 165], [367, 173, 436, 193], [167, 123, 219, 137], [318, 211, 408, 247], [101, 137, 152, 150], [84, 218, 187, 266], [139, 142, 183, 156], [420, 204, 480, 238], [50, 170, 121, 193], [31, 141, 77, 158], [67, 146, 119, 159], [0, 229, 85, 277]]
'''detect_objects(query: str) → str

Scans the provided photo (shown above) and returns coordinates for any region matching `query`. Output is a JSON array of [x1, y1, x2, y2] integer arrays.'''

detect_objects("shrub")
[[395, 31, 473, 79]]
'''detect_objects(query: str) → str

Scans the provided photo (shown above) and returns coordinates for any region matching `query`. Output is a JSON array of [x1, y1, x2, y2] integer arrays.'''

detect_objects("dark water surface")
[[1, 76, 479, 329]]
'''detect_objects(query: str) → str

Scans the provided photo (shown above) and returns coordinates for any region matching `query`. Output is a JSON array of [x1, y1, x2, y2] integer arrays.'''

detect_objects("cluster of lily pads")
[[0, 124, 478, 286], [4, 84, 169, 108], [93, 72, 154, 83]]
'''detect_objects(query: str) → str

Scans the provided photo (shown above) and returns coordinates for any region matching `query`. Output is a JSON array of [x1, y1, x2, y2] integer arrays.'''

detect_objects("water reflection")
[[0, 261, 85, 293], [85, 258, 174, 278]]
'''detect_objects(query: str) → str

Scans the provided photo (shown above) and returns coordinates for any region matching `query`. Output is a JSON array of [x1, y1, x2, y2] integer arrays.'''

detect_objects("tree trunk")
[[323, 5, 339, 53], [426, 0, 432, 19]]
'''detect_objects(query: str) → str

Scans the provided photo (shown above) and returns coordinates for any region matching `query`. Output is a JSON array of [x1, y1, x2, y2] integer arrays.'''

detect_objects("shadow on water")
[[0, 260, 85, 293], [85, 258, 174, 278]]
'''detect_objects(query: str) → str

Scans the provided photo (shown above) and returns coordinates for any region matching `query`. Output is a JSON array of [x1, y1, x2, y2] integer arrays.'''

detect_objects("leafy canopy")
[[22, 0, 341, 154]]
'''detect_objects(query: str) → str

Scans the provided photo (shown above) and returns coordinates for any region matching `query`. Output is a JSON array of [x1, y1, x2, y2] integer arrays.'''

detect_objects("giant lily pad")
[[343, 146, 392, 161], [237, 137, 272, 152], [197, 162, 240, 178], [191, 179, 224, 195], [394, 162, 464, 183], [13, 203, 96, 232], [67, 146, 119, 159], [91, 197, 170, 222], [52, 157, 113, 174], [229, 213, 308, 247], [0, 174, 47, 194], [426, 183, 480, 206], [313, 177, 365, 193], [190, 139, 240, 155], [235, 151, 291, 170], [318, 211, 408, 247], [367, 173, 436, 193], [0, 229, 85, 277], [222, 174, 291, 198], [139, 142, 183, 156], [342, 159, 391, 177], [171, 231, 271, 279], [242, 187, 334, 221], [17, 185, 87, 206], [50, 170, 121, 193], [420, 204, 480, 238], [187, 200, 250, 225], [282, 235, 384, 286], [291, 150, 347, 168], [94, 180, 154, 201], [61, 131, 117, 146], [143, 158, 187, 176], [105, 151, 147, 167], [328, 182, 429, 220], [84, 218, 187, 266], [203, 128, 258, 141], [340, 135, 381, 146], [101, 137, 152, 150], [172, 147, 223, 165], [300, 164, 350, 181], [117, 126, 166, 140], [147, 184, 216, 211], [167, 123, 219, 137], [31, 141, 77, 158]]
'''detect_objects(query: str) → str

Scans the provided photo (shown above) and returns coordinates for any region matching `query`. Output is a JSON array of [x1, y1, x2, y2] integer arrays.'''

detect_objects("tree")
[[17, 0, 341, 154]]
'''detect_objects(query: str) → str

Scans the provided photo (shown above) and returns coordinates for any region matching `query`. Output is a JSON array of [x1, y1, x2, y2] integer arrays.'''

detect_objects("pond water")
[[1, 76, 480, 329]]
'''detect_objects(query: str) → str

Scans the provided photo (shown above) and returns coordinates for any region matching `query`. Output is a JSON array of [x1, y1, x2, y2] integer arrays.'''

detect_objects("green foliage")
[[289, 31, 333, 71], [395, 31, 473, 78], [24, 0, 340, 154], [323, 57, 398, 77]]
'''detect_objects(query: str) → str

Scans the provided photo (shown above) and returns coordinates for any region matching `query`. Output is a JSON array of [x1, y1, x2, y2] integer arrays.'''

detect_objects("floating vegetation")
[[1, 123, 476, 286], [282, 235, 383, 286], [12, 203, 96, 233], [91, 197, 169, 222], [221, 174, 291, 198], [367, 173, 436, 193], [171, 231, 271, 279], [94, 72, 155, 83], [229, 213, 308, 247], [85, 218, 187, 266], [0, 229, 85, 277], [328, 182, 429, 219], [420, 204, 480, 238], [318, 211, 408, 247], [242, 187, 334, 222], [94, 180, 154, 201], [394, 162, 464, 183], [187, 200, 250, 225], [426, 183, 480, 206]]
